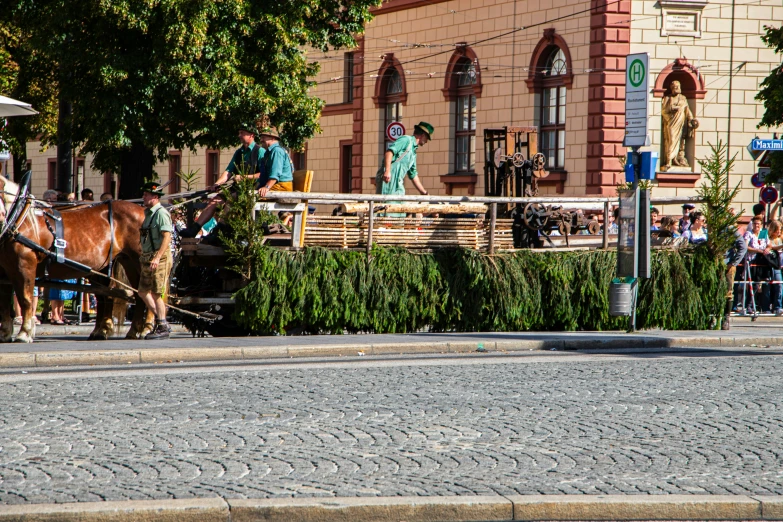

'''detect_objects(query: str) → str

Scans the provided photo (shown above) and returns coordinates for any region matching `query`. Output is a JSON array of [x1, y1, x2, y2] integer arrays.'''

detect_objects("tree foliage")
[[221, 247, 726, 335], [757, 25, 783, 129], [1, 0, 377, 192], [697, 141, 742, 260], [0, 21, 58, 178]]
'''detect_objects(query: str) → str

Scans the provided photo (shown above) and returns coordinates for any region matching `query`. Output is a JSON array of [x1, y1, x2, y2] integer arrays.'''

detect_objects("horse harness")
[[1, 177, 116, 278]]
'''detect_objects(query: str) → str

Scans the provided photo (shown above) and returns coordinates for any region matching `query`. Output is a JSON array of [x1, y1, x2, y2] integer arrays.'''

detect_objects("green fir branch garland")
[[231, 246, 726, 334]]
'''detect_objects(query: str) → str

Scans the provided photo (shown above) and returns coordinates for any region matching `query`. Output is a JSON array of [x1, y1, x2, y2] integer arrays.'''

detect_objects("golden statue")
[[660, 80, 699, 171]]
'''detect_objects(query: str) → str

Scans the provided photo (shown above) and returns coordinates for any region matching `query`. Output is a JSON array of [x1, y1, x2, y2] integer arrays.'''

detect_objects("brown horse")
[[0, 177, 152, 342]]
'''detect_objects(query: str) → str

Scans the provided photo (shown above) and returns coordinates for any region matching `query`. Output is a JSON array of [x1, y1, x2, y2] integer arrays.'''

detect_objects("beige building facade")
[[17, 0, 782, 219]]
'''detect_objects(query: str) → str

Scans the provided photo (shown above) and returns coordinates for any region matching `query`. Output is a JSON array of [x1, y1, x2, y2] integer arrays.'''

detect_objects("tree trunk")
[[11, 152, 26, 183], [56, 96, 73, 193], [118, 141, 155, 200]]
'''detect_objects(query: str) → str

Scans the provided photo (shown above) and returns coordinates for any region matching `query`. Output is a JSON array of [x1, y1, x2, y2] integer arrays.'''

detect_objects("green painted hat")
[[414, 121, 434, 139], [141, 181, 165, 196]]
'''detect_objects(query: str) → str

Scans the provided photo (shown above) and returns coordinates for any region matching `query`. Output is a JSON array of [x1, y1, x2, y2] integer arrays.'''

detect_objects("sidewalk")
[[3, 317, 783, 369]]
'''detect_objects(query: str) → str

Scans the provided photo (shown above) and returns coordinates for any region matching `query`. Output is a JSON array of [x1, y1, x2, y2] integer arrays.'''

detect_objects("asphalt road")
[[1, 350, 782, 504]]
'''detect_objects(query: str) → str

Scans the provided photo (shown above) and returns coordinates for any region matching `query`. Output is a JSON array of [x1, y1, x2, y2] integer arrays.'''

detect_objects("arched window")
[[540, 48, 567, 170], [443, 45, 483, 177], [373, 54, 407, 151], [382, 69, 404, 150], [526, 30, 573, 172], [454, 59, 477, 172]]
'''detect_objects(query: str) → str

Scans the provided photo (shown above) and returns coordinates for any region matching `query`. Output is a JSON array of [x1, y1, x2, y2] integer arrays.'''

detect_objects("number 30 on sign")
[[386, 122, 405, 142]]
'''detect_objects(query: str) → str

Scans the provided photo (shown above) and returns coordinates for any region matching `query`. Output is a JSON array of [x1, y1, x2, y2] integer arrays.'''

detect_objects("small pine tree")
[[217, 169, 279, 282], [696, 141, 742, 259]]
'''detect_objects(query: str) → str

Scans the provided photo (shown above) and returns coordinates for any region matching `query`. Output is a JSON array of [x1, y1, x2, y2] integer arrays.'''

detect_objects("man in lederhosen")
[[138, 181, 174, 340]]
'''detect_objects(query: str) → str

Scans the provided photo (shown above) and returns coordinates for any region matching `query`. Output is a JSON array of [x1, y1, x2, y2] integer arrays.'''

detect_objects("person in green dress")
[[377, 121, 434, 196]]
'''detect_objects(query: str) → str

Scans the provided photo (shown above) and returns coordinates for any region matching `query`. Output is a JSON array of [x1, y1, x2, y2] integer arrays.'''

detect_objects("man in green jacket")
[[377, 121, 434, 196], [180, 124, 265, 238]]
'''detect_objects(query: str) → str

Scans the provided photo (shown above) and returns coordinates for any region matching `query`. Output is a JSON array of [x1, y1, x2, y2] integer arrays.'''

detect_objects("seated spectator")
[[650, 207, 660, 230], [81, 188, 94, 201], [607, 207, 619, 234], [679, 203, 695, 234], [100, 192, 113, 201], [658, 216, 680, 238], [42, 189, 58, 204], [683, 211, 707, 244]]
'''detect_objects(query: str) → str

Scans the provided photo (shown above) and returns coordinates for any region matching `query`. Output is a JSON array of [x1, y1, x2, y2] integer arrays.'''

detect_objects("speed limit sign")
[[386, 121, 405, 142]]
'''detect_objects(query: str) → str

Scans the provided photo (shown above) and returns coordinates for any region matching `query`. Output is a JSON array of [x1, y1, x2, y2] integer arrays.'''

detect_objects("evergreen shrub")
[[232, 246, 726, 334]]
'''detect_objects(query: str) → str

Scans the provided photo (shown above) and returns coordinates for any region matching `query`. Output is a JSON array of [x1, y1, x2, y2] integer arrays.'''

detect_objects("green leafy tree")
[[696, 141, 742, 260], [3, 0, 377, 197], [757, 26, 783, 129], [0, 21, 58, 181], [756, 26, 783, 184]]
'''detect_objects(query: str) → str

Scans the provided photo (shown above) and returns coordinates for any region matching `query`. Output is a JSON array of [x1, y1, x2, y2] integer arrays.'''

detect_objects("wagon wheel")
[[523, 203, 549, 230], [511, 152, 526, 168], [558, 221, 571, 236], [587, 220, 601, 235]]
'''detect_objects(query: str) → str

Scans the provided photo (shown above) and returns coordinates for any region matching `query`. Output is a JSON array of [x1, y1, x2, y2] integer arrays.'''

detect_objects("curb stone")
[[508, 494, 761, 521], [4, 334, 783, 369], [0, 497, 229, 522], [228, 495, 513, 522], [0, 495, 782, 521]]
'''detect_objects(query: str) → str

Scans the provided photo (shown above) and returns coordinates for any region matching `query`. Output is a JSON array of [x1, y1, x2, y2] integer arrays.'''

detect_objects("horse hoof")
[[88, 331, 110, 341], [13, 335, 33, 343]]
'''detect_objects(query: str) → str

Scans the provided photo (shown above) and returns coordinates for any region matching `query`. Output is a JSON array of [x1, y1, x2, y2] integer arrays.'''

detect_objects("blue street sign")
[[751, 139, 783, 151]]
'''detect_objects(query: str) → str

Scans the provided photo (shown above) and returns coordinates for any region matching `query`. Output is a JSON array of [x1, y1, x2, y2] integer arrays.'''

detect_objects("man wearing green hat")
[[377, 121, 434, 196], [138, 181, 174, 340]]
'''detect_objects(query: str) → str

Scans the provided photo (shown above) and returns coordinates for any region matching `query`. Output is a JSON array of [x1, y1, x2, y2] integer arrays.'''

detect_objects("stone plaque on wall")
[[660, 0, 706, 38]]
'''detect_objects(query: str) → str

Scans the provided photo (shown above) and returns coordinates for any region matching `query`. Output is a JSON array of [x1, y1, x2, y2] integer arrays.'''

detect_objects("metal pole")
[[603, 201, 609, 249], [366, 201, 374, 259], [488, 203, 497, 254], [726, 0, 736, 188]]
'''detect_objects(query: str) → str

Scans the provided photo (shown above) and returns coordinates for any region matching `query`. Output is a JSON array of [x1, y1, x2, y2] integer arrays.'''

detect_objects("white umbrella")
[[0, 95, 38, 117]]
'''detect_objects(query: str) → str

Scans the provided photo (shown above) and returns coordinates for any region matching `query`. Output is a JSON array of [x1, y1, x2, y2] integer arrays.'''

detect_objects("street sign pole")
[[623, 52, 650, 332]]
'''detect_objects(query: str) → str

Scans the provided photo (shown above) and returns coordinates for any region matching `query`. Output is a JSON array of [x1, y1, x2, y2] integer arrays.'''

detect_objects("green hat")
[[414, 121, 434, 139], [141, 181, 165, 196], [257, 125, 281, 140], [237, 123, 256, 135]]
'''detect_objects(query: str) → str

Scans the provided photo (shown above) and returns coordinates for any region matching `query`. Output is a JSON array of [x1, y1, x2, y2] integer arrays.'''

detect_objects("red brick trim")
[[351, 37, 365, 193], [652, 58, 707, 99], [525, 29, 574, 91], [440, 173, 478, 195], [372, 53, 408, 108], [442, 43, 483, 102], [322, 103, 354, 116], [586, 0, 631, 195], [371, 0, 450, 14], [655, 172, 701, 187]]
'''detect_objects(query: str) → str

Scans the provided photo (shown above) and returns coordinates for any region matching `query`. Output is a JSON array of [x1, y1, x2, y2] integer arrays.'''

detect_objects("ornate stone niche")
[[658, 0, 707, 38], [653, 59, 706, 185]]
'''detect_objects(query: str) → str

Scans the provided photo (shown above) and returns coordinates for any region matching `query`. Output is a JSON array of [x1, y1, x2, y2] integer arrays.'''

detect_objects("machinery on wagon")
[[483, 126, 599, 247]]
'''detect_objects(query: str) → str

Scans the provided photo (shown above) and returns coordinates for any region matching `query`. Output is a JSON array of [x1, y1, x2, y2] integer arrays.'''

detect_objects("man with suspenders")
[[138, 181, 174, 340]]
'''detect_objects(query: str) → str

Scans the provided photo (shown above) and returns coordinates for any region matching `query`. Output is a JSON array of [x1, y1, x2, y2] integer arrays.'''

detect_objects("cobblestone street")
[[1, 353, 782, 504]]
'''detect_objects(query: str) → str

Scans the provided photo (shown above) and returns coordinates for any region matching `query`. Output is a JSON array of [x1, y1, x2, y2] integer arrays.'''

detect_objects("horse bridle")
[[0, 172, 33, 244]]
